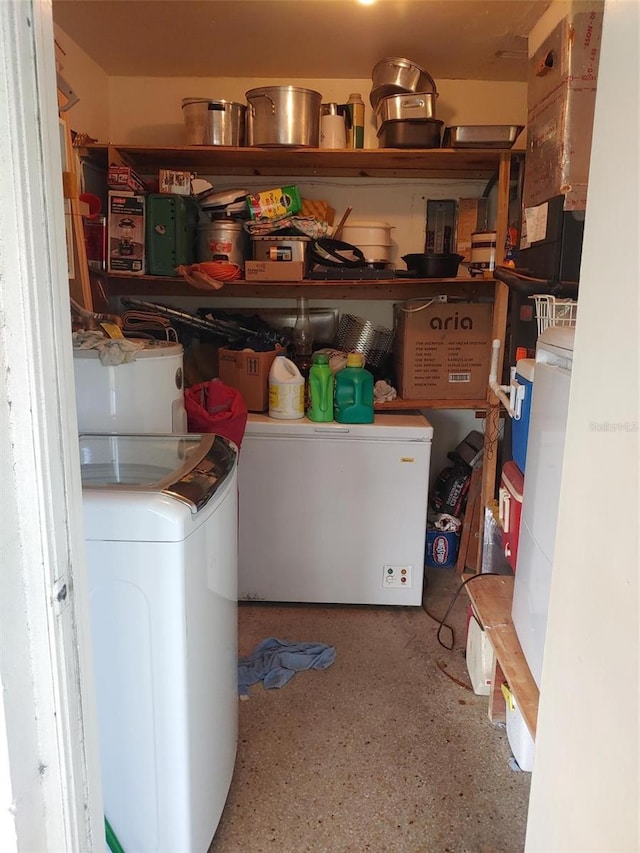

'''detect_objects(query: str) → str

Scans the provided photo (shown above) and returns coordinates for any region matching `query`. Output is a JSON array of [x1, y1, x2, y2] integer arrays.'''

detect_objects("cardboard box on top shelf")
[[218, 346, 285, 412], [107, 165, 147, 195], [159, 169, 193, 196], [244, 261, 305, 282], [393, 301, 493, 400]]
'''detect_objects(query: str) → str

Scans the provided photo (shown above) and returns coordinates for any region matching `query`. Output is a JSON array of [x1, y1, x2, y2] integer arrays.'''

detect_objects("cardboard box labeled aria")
[[394, 301, 493, 400], [244, 261, 305, 282], [218, 346, 284, 412]]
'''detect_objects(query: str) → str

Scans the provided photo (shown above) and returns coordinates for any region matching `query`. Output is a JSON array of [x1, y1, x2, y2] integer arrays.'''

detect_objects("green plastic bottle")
[[307, 353, 334, 422], [334, 352, 374, 424]]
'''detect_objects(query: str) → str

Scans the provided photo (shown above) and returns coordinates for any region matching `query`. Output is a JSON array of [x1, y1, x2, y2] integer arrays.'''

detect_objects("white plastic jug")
[[268, 355, 304, 420]]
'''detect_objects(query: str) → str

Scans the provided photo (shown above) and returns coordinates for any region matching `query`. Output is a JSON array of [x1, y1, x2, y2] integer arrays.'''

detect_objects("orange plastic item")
[[176, 262, 242, 290]]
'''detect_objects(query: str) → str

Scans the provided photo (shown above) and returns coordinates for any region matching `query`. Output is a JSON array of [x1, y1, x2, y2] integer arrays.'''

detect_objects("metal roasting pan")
[[442, 125, 525, 149]]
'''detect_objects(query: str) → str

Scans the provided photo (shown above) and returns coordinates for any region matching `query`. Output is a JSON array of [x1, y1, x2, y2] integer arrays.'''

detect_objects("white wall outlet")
[[383, 565, 412, 589]]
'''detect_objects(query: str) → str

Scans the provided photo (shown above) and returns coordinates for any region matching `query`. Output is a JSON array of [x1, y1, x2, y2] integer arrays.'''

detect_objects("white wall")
[[525, 0, 639, 848], [53, 23, 109, 141], [528, 0, 604, 54], [107, 74, 527, 148]]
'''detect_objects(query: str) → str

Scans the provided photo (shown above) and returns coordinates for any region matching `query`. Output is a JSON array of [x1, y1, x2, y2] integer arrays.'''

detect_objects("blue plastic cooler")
[[512, 358, 535, 473]]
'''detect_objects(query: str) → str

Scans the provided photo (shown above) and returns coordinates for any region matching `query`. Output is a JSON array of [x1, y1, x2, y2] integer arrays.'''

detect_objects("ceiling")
[[52, 0, 551, 81]]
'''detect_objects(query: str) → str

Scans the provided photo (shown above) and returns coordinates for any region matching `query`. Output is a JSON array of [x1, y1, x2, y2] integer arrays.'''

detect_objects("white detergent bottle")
[[268, 355, 305, 419]]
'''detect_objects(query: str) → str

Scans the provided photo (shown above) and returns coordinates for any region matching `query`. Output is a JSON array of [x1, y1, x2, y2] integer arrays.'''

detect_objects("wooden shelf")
[[79, 143, 518, 180], [376, 398, 489, 411], [83, 142, 514, 546], [103, 272, 497, 301], [465, 575, 539, 740]]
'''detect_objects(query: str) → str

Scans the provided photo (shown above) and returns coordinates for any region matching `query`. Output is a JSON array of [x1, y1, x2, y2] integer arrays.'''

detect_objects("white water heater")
[[73, 340, 187, 434]]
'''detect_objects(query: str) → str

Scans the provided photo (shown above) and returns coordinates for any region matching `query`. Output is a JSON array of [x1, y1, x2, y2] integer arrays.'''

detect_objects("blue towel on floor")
[[238, 637, 336, 696]]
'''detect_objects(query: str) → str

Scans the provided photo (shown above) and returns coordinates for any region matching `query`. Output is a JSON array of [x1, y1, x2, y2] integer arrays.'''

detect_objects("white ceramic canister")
[[268, 355, 305, 419], [469, 231, 497, 276]]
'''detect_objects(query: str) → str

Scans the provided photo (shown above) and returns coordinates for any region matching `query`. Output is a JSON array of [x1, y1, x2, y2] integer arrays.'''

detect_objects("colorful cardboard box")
[[394, 301, 493, 400], [107, 192, 146, 275]]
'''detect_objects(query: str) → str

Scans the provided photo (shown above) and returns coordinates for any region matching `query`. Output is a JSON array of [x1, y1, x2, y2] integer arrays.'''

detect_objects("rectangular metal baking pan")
[[442, 125, 524, 149]]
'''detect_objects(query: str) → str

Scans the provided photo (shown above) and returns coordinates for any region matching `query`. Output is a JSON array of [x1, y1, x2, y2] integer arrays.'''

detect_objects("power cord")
[[423, 572, 505, 651]]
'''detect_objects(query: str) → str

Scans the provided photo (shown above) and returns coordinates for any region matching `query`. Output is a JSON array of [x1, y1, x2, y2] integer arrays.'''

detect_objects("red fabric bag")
[[184, 379, 248, 449]]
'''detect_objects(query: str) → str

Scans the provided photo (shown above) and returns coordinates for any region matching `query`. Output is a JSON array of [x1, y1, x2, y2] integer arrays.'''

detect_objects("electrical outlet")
[[383, 565, 412, 589]]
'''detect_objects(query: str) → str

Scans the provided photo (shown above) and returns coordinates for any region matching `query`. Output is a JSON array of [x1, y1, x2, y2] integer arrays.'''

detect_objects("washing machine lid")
[[537, 326, 575, 354], [79, 433, 236, 514], [73, 340, 183, 359]]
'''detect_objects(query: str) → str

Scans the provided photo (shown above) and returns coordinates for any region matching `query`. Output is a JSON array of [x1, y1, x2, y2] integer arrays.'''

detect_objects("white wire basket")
[[530, 295, 578, 335]]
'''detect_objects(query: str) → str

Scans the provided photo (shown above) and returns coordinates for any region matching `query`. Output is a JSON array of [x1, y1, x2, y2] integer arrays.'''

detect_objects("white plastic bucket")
[[341, 220, 394, 244], [340, 221, 395, 265], [268, 356, 304, 419]]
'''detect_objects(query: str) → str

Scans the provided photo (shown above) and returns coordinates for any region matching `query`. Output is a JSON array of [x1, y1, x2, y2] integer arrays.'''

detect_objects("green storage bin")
[[146, 193, 197, 276]]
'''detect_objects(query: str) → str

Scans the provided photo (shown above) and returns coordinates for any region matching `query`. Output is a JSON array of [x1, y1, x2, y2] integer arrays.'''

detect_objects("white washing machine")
[[73, 340, 187, 433], [80, 432, 238, 852]]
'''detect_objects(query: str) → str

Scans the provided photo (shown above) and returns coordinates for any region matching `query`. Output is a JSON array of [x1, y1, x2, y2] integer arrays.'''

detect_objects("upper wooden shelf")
[[79, 144, 517, 179]]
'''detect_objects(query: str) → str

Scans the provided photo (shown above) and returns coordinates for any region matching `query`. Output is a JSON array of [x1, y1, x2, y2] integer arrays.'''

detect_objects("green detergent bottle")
[[307, 353, 334, 422], [334, 352, 374, 423]]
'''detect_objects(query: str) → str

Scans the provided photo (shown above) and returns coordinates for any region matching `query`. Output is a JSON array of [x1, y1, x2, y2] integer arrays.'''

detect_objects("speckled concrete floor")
[[210, 569, 530, 853]]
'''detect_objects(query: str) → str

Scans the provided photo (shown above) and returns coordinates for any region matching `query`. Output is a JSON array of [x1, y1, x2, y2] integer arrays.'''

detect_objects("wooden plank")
[[476, 156, 513, 543], [465, 575, 539, 739], [489, 658, 507, 724], [466, 483, 483, 572], [456, 465, 482, 574], [104, 273, 497, 302], [376, 398, 487, 411], [60, 112, 93, 312], [79, 144, 510, 179]]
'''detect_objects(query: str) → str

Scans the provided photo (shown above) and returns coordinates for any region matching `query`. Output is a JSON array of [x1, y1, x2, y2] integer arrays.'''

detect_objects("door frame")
[[0, 1, 102, 849]]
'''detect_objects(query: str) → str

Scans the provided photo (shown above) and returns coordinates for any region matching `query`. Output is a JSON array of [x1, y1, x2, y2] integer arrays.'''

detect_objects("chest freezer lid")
[[245, 413, 433, 440]]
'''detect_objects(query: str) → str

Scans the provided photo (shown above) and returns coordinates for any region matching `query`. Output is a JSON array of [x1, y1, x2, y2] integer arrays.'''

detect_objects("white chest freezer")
[[238, 413, 433, 605], [512, 326, 575, 688]]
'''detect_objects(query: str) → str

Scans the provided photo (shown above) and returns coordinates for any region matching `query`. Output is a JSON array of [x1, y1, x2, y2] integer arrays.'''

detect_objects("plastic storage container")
[[512, 358, 535, 472], [268, 355, 304, 420], [307, 353, 334, 422], [499, 461, 524, 572], [334, 353, 374, 424]]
